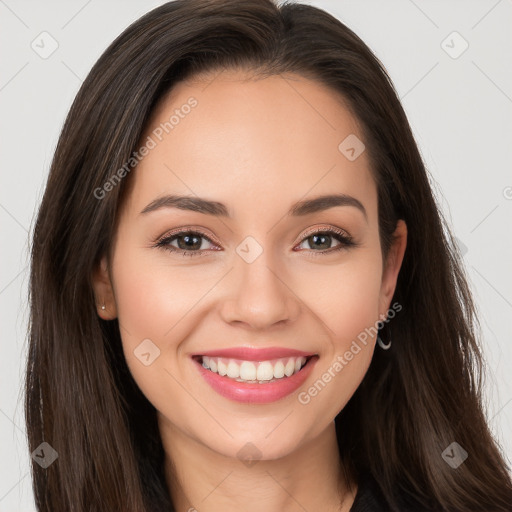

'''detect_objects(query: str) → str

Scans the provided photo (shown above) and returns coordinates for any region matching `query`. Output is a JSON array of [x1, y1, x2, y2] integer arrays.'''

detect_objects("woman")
[[26, 0, 512, 510]]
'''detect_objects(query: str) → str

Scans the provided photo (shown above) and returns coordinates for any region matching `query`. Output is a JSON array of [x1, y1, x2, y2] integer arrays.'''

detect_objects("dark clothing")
[[349, 472, 430, 512], [350, 472, 391, 512]]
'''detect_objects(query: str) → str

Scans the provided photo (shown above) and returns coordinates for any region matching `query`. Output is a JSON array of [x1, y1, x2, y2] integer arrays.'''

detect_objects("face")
[[93, 69, 406, 461]]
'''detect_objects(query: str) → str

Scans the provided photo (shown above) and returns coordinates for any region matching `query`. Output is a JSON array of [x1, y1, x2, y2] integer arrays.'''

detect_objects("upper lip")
[[192, 347, 317, 361]]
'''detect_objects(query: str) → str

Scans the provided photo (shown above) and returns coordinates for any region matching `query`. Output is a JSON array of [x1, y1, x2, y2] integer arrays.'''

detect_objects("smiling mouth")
[[192, 354, 317, 384]]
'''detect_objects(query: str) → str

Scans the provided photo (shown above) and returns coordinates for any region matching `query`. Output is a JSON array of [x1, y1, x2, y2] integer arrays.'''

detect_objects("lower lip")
[[193, 356, 318, 404]]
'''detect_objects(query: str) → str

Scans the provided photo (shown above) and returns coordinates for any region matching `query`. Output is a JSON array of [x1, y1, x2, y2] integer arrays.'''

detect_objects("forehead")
[[124, 70, 377, 222]]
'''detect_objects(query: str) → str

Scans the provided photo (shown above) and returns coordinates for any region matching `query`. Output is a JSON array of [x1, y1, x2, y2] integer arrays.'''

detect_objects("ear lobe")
[[92, 255, 117, 320], [379, 220, 407, 316]]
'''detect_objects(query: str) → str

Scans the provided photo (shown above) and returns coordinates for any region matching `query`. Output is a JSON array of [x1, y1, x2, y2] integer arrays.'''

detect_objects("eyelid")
[[294, 224, 352, 245], [155, 226, 221, 247]]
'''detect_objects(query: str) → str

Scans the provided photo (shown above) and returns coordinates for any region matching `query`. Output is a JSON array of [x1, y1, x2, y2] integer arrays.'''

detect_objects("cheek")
[[111, 242, 216, 344], [110, 241, 254, 431], [291, 249, 383, 347], [109, 243, 205, 399], [291, 251, 382, 420]]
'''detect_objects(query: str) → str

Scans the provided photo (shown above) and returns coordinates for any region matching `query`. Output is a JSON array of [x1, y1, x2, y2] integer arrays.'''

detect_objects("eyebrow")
[[140, 193, 367, 221]]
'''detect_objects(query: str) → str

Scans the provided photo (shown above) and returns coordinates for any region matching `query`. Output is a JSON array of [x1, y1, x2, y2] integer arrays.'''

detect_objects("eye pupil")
[[310, 234, 331, 250], [178, 234, 202, 250]]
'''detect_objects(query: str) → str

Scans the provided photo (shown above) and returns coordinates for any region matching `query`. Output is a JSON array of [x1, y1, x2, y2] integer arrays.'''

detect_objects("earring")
[[377, 334, 391, 350], [377, 324, 392, 350], [101, 304, 106, 310]]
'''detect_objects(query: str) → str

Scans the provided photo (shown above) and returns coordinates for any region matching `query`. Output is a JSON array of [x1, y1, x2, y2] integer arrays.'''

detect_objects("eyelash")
[[153, 226, 356, 258]]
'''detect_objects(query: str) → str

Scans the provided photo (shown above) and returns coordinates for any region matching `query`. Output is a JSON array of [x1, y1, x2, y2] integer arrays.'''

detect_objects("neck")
[[159, 418, 357, 512]]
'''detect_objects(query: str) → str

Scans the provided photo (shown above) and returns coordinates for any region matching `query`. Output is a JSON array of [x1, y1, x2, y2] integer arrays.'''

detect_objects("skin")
[[93, 69, 407, 512]]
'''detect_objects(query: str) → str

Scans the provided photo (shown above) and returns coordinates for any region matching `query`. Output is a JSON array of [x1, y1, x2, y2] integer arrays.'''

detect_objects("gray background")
[[1, 0, 511, 509]]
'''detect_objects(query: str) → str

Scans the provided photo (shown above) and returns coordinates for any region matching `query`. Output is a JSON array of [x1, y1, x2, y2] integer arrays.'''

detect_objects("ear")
[[378, 219, 407, 318], [92, 255, 118, 320]]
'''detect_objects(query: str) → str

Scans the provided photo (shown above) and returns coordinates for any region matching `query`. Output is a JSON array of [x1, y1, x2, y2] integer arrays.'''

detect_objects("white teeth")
[[240, 361, 256, 381], [256, 361, 274, 381], [218, 359, 227, 376], [199, 355, 310, 383], [227, 361, 240, 378], [273, 361, 285, 378], [284, 359, 295, 377]]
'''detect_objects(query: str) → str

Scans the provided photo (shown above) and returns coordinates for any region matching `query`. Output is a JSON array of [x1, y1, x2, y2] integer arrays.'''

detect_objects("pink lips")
[[191, 347, 318, 404]]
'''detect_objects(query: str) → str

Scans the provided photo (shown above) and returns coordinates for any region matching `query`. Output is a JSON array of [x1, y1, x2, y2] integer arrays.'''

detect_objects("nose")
[[219, 250, 301, 331]]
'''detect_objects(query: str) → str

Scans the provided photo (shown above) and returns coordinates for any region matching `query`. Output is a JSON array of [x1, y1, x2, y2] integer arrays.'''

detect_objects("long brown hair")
[[26, 0, 512, 510]]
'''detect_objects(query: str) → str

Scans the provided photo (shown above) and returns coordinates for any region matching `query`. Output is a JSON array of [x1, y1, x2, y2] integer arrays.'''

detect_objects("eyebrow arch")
[[140, 193, 367, 221]]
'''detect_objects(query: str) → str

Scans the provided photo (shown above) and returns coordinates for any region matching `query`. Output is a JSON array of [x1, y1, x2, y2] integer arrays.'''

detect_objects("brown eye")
[[304, 233, 335, 250], [295, 227, 355, 255], [155, 230, 217, 256], [173, 233, 204, 251]]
